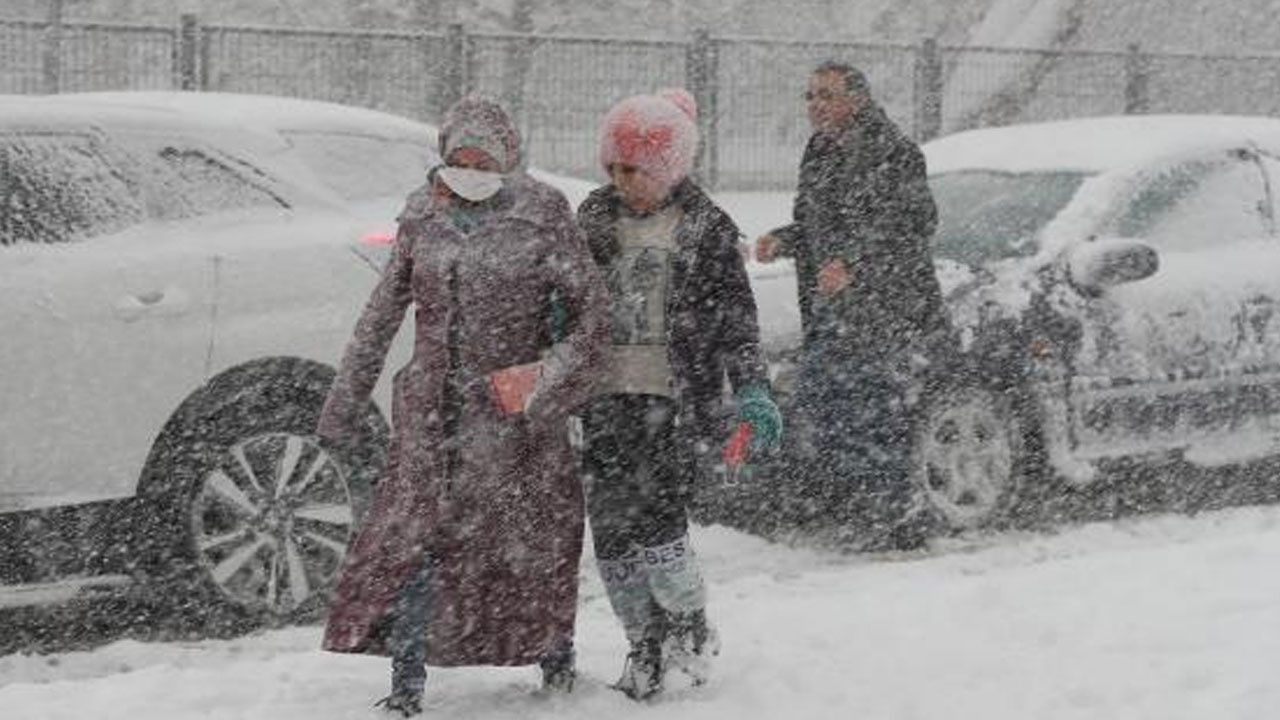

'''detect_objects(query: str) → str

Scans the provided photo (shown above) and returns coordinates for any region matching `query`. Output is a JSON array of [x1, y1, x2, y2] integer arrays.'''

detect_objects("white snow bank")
[[3, 506, 1279, 719]]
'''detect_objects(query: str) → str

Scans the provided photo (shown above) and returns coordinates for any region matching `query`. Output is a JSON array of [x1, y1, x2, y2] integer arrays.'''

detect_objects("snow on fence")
[[2, 14, 1278, 190]]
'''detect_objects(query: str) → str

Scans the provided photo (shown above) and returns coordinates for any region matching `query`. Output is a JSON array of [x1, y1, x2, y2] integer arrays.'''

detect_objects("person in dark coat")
[[754, 62, 950, 551], [577, 88, 782, 700], [315, 95, 610, 716]]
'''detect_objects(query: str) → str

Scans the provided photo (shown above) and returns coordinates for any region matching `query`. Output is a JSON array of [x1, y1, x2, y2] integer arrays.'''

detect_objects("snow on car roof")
[[0, 92, 437, 146], [925, 114, 1280, 175], [0, 93, 224, 133], [0, 93, 303, 163], [60, 91, 439, 143]]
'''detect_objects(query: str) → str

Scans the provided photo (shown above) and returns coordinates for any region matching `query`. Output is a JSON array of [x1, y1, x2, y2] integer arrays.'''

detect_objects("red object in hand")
[[488, 362, 542, 416], [722, 422, 753, 484]]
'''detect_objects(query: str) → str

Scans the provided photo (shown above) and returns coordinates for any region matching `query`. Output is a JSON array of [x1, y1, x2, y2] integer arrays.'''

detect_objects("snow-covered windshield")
[[0, 132, 144, 245], [0, 131, 290, 245], [929, 169, 1088, 266]]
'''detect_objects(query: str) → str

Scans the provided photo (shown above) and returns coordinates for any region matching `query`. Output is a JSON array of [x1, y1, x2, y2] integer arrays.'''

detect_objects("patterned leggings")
[[581, 394, 708, 642]]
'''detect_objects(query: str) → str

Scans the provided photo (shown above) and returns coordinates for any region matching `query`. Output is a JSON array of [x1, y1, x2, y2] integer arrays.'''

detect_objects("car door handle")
[[114, 288, 190, 322], [136, 290, 166, 306]]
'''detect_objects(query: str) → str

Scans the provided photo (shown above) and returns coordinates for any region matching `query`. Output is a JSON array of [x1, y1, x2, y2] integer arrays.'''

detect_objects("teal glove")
[[736, 384, 782, 453]]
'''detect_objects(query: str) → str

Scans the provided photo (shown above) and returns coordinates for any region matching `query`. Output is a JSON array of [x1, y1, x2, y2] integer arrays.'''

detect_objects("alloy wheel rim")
[[190, 433, 354, 616], [917, 391, 1015, 528]]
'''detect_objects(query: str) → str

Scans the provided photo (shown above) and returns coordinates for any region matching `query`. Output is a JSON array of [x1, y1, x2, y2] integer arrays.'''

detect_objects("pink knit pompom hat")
[[599, 88, 699, 189]]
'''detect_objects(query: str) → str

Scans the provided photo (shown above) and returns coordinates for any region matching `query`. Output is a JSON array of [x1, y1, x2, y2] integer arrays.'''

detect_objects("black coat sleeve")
[[706, 212, 770, 394], [835, 140, 937, 275]]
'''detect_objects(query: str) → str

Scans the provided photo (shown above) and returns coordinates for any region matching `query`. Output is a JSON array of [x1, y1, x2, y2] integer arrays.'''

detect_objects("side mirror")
[[1066, 237, 1160, 296]]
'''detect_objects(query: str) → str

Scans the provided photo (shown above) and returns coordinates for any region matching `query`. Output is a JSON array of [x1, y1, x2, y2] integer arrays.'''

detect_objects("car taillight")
[[360, 231, 395, 246]]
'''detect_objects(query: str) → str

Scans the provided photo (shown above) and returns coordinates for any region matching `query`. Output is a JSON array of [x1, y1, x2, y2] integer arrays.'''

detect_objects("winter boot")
[[612, 636, 665, 701], [539, 644, 576, 693], [664, 609, 721, 685], [374, 692, 423, 717]]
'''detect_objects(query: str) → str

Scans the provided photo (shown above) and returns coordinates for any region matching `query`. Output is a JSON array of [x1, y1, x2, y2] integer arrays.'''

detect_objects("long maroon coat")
[[317, 173, 608, 666]]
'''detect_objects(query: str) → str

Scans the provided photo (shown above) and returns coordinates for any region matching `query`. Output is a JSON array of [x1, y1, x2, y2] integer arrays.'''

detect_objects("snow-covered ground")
[[3, 506, 1279, 719]]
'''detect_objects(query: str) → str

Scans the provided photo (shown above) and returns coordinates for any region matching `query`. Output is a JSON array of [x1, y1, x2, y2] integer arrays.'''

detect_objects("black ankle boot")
[[664, 609, 720, 684], [539, 645, 576, 693], [613, 636, 664, 700], [374, 691, 423, 717]]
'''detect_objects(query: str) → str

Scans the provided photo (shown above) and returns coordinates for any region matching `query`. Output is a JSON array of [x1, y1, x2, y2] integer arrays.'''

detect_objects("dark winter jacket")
[[316, 173, 609, 666], [577, 179, 769, 453], [770, 104, 949, 362]]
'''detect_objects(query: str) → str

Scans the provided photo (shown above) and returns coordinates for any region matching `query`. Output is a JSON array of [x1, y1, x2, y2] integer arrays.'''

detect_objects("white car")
[[0, 92, 441, 630], [747, 115, 1280, 537]]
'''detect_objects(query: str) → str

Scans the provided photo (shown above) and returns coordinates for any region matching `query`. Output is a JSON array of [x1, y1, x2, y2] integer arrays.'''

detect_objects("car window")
[[0, 132, 145, 245], [1104, 154, 1269, 251], [280, 131, 437, 202], [147, 144, 290, 219], [928, 170, 1087, 266], [1, 131, 293, 246]]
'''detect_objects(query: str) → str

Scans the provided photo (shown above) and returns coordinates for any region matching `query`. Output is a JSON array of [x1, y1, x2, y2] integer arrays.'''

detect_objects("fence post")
[[914, 36, 943, 141], [354, 32, 375, 107], [198, 24, 213, 90], [686, 29, 719, 190], [41, 0, 64, 94], [444, 23, 468, 111], [506, 2, 534, 163], [177, 14, 199, 90], [1124, 43, 1150, 114]]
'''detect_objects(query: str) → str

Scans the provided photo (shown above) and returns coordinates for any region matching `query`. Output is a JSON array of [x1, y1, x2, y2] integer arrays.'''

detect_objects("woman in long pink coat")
[[315, 96, 609, 716]]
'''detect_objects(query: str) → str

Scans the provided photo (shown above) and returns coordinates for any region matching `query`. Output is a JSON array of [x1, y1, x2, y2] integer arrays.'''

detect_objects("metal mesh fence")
[[715, 38, 918, 190], [466, 33, 687, 180], [58, 22, 175, 92], [945, 47, 1132, 131], [0, 20, 44, 93], [1011, 49, 1130, 122], [202, 26, 452, 122], [1145, 51, 1280, 117], [940, 47, 1128, 132], [6, 16, 1280, 189], [940, 47, 1043, 131], [0, 20, 174, 93]]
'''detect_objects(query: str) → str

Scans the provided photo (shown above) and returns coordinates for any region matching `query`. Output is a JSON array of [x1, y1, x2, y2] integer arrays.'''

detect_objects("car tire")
[[910, 381, 1042, 533], [135, 358, 387, 635]]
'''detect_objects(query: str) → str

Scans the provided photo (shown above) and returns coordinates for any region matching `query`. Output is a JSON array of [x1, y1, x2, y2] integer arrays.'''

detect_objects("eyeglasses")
[[803, 89, 847, 102]]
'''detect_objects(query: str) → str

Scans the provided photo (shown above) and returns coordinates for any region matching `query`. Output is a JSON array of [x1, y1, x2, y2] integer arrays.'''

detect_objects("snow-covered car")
[[0, 92, 442, 632], [749, 115, 1280, 537]]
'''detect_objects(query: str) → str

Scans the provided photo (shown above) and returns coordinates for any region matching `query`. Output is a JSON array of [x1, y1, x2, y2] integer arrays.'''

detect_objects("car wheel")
[[911, 384, 1032, 532], [187, 432, 355, 617], [137, 359, 386, 633]]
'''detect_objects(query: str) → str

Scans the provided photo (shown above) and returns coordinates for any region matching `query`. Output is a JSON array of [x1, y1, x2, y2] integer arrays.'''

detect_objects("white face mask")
[[437, 166, 505, 202]]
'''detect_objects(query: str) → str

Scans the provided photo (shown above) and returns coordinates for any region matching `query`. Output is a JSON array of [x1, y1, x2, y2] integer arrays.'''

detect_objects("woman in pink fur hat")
[[576, 88, 783, 700]]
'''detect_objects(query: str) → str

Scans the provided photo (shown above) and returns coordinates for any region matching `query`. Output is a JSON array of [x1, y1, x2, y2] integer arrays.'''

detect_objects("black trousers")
[[580, 394, 691, 561]]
